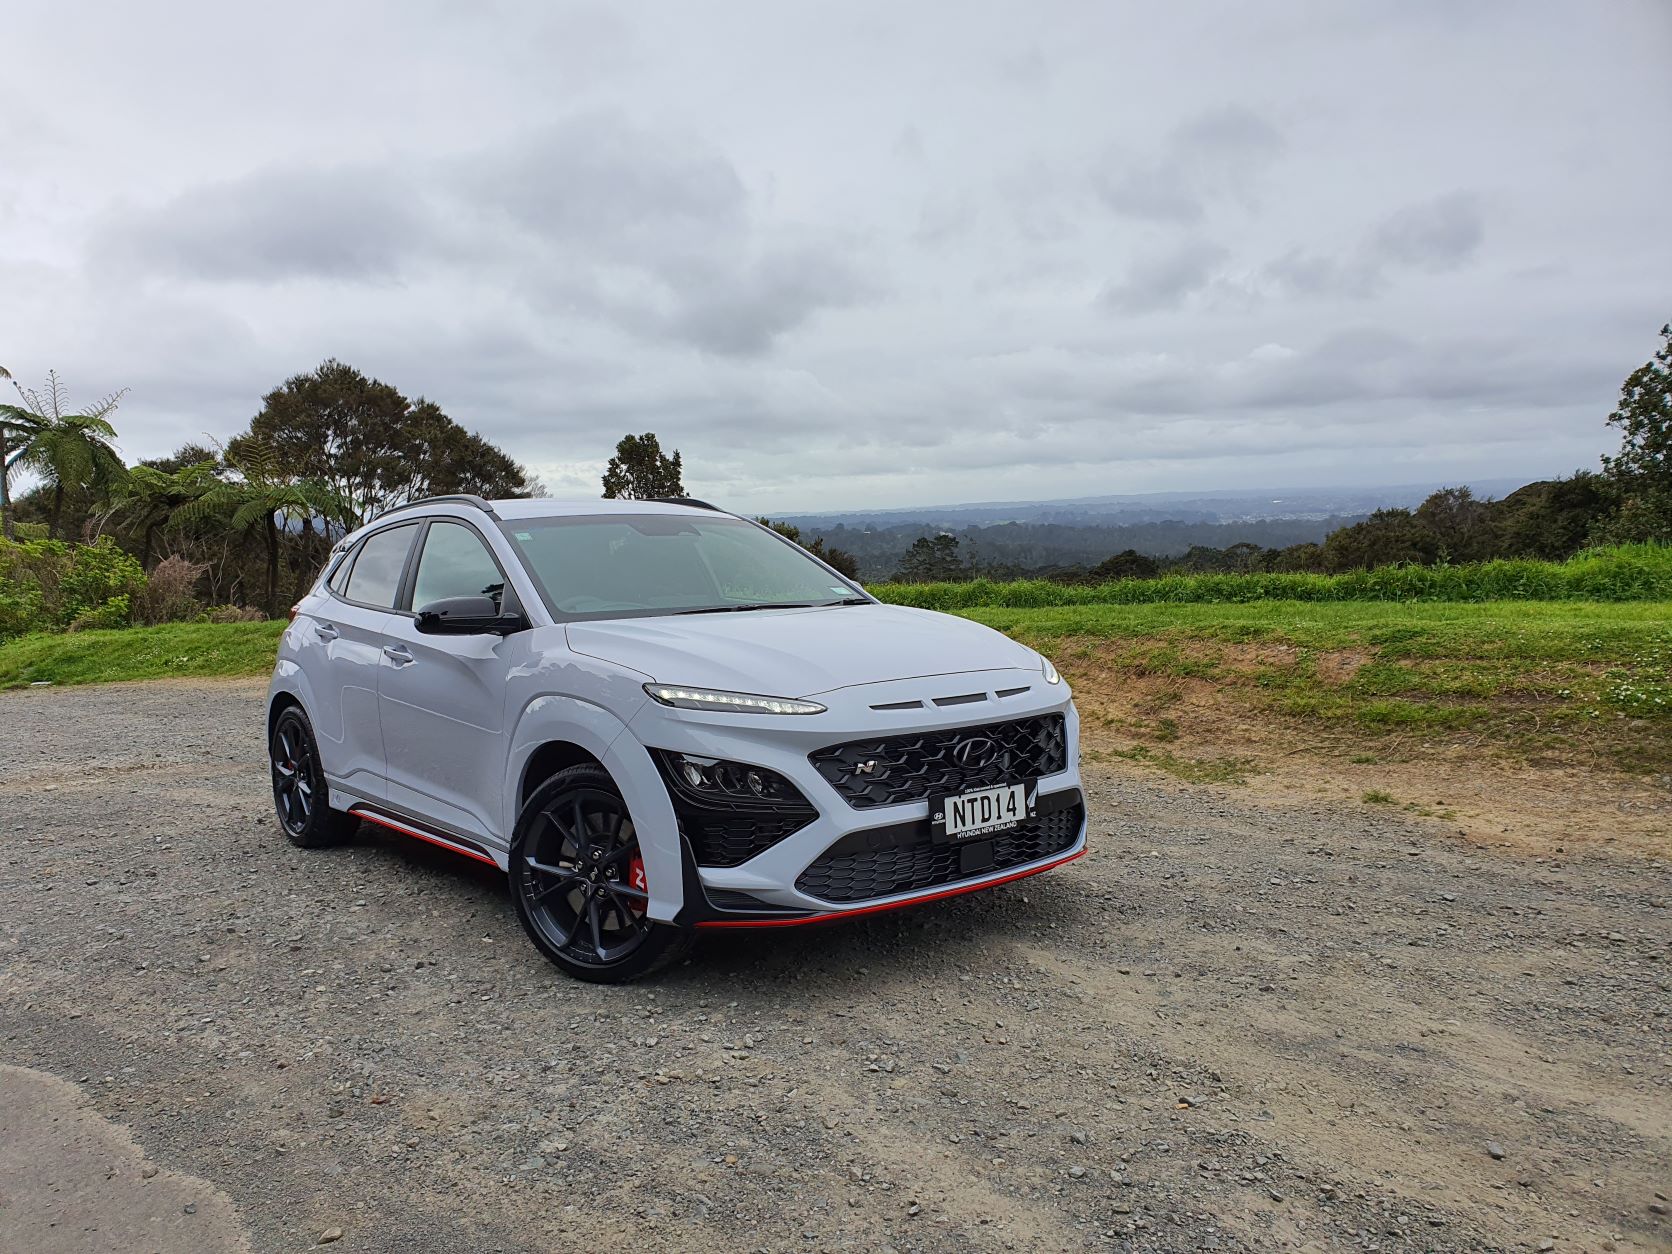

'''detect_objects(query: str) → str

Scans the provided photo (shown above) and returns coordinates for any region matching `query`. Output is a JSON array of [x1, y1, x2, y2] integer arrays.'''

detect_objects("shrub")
[[59, 537, 147, 625], [136, 554, 208, 626], [67, 593, 134, 632], [0, 537, 72, 638], [206, 604, 266, 624]]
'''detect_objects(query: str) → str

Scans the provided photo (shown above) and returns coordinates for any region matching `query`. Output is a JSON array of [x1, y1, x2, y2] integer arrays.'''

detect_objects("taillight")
[[288, 604, 300, 623]]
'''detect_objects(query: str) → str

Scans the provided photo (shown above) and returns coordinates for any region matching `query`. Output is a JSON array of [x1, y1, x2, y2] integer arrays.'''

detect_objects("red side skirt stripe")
[[349, 808, 500, 868]]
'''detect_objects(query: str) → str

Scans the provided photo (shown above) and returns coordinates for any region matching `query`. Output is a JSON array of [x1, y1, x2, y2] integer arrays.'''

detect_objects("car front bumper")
[[625, 666, 1086, 924]]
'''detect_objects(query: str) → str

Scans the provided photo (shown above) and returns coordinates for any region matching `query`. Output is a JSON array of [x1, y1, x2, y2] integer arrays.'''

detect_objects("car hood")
[[564, 603, 1039, 697]]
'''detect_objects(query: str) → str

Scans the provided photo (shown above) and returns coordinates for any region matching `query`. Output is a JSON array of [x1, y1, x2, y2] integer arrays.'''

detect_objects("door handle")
[[314, 623, 340, 641], [383, 644, 415, 666]]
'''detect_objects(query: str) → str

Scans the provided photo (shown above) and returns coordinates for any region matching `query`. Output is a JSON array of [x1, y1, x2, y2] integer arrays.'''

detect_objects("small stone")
[[1537, 1241, 1554, 1252], [319, 1229, 344, 1245], [1487, 1141, 1506, 1161], [140, 1164, 158, 1179], [1069, 1166, 1086, 1179], [182, 1203, 196, 1215]]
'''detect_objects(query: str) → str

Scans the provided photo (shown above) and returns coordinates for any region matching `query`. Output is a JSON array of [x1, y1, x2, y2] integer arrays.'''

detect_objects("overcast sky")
[[4, 1, 1668, 514]]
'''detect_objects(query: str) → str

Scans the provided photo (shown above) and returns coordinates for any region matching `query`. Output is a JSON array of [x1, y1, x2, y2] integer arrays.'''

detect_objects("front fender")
[[506, 695, 685, 923]]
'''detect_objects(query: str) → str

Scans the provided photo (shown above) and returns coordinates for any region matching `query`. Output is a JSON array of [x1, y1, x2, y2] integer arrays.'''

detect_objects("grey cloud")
[[1369, 192, 1484, 272], [1095, 106, 1284, 224], [95, 114, 866, 357], [1100, 241, 1229, 314], [102, 166, 429, 282], [1263, 193, 1485, 299], [11, 0, 1663, 513]]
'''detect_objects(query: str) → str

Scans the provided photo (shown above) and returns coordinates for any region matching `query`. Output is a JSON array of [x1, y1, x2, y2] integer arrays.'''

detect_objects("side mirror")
[[415, 596, 526, 636]]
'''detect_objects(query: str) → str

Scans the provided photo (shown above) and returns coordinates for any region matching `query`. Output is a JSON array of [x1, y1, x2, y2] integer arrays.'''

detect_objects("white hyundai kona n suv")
[[267, 495, 1085, 981]]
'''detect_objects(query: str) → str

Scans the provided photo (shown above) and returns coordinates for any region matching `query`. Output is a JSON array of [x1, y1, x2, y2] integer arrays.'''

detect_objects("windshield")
[[502, 514, 865, 621]]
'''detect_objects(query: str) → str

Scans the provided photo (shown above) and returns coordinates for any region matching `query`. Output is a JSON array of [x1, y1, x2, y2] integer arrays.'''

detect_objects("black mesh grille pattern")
[[795, 805, 1082, 904], [809, 714, 1068, 809], [680, 811, 815, 868]]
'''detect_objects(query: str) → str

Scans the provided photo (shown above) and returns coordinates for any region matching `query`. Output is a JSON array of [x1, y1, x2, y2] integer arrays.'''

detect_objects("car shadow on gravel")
[[353, 819, 1094, 992]]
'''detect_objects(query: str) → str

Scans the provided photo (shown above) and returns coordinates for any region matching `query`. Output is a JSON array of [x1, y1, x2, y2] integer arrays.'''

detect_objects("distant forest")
[[806, 516, 1367, 580]]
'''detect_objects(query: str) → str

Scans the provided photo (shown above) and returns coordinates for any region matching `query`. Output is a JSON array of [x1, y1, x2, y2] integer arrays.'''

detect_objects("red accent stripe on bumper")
[[694, 846, 1085, 930], [350, 808, 499, 868]]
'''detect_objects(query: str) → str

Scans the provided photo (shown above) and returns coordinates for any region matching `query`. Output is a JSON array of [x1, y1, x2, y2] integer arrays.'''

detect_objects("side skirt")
[[347, 806, 502, 870]]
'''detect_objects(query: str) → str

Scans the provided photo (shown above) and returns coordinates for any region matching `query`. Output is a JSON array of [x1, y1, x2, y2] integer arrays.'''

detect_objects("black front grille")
[[809, 713, 1068, 809], [795, 801, 1082, 904]]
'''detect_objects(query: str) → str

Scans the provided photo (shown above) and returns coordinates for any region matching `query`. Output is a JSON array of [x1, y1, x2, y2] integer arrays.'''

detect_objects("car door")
[[376, 517, 518, 847], [305, 522, 421, 802]]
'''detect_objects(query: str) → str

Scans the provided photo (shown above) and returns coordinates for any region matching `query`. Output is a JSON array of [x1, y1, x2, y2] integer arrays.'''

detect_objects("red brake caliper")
[[626, 853, 648, 915]]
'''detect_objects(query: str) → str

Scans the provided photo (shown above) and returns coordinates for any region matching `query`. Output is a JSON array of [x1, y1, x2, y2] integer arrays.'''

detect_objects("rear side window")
[[343, 523, 417, 608], [412, 521, 506, 610], [326, 548, 356, 594]]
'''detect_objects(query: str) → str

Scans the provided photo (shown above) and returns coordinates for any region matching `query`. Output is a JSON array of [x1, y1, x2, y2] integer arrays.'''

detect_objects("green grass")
[[871, 543, 1672, 610], [958, 598, 1672, 771], [0, 620, 286, 688]]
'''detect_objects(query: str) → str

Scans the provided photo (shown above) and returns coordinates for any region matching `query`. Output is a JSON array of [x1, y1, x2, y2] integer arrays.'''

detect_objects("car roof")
[[487, 498, 721, 520]]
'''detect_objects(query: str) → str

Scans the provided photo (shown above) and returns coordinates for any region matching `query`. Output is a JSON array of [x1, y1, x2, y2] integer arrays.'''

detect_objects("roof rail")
[[647, 496, 725, 512], [377, 494, 500, 520]]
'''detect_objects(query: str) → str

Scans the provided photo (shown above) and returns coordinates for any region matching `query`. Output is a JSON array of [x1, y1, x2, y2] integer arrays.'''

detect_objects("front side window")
[[504, 514, 861, 621], [342, 523, 418, 609], [412, 521, 505, 610]]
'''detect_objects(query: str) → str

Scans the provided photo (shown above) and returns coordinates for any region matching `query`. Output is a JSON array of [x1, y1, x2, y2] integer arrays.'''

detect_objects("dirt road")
[[2, 679, 1667, 1252]]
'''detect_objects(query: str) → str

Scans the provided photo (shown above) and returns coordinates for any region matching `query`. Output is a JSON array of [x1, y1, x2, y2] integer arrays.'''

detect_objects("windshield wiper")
[[672, 602, 822, 615], [819, 596, 871, 606]]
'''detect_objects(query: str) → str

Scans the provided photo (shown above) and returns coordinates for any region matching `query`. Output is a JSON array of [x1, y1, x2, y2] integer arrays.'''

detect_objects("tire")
[[269, 705, 358, 848], [509, 765, 694, 983]]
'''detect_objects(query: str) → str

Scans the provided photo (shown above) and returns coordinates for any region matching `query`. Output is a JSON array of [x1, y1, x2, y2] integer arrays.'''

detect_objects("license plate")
[[937, 783, 1031, 842]]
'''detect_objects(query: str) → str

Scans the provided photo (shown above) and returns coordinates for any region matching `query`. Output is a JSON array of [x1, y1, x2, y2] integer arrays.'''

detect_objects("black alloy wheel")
[[269, 706, 356, 848], [510, 764, 693, 983]]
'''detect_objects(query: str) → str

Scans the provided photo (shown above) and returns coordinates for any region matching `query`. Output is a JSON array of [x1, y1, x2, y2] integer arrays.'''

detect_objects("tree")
[[893, 533, 969, 582], [1090, 549, 1158, 581], [110, 459, 221, 569], [1321, 508, 1437, 572], [756, 517, 861, 581], [1, 372, 128, 539], [602, 432, 684, 500], [232, 360, 536, 529], [1414, 486, 1496, 563], [1597, 321, 1672, 543], [1492, 474, 1614, 560], [189, 442, 348, 617]]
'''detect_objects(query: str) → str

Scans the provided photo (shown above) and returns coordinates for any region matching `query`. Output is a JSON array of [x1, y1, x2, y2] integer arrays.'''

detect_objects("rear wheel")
[[510, 765, 693, 983], [269, 705, 357, 848]]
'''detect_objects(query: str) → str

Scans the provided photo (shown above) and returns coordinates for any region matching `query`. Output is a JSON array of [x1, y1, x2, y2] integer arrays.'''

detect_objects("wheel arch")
[[267, 689, 303, 742], [506, 695, 685, 922], [518, 740, 605, 812]]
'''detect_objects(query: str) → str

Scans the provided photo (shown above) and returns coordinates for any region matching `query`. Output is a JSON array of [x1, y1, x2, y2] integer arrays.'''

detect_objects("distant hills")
[[780, 478, 1533, 531], [779, 478, 1537, 580]]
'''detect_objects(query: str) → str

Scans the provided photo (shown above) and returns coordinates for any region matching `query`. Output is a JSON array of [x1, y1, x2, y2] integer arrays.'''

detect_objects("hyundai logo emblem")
[[951, 736, 998, 769]]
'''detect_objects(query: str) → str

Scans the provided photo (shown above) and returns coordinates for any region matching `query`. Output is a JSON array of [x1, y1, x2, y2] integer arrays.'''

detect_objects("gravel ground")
[[1, 678, 1668, 1253]]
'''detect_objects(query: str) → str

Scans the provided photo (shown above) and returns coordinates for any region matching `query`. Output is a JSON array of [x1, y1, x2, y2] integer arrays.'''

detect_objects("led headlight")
[[1041, 656, 1061, 685], [643, 684, 827, 716]]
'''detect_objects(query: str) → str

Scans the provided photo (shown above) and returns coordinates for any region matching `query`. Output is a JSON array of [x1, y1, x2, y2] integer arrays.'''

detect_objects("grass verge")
[[0, 620, 287, 689], [872, 544, 1672, 609], [963, 599, 1672, 774]]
